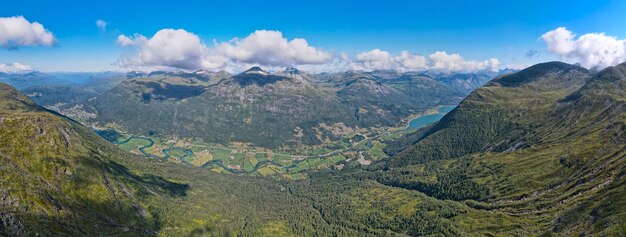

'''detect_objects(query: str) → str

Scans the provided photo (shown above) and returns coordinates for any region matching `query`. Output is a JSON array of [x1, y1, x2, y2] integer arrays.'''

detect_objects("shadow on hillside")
[[105, 159, 190, 197], [187, 224, 233, 237], [232, 74, 290, 87], [75, 155, 190, 197], [6, 200, 162, 236]]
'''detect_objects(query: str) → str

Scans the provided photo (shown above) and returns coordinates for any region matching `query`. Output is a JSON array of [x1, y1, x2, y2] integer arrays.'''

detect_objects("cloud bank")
[[0, 16, 56, 49], [116, 29, 501, 73], [354, 49, 500, 73], [116, 29, 333, 71], [541, 27, 626, 69], [0, 62, 32, 73]]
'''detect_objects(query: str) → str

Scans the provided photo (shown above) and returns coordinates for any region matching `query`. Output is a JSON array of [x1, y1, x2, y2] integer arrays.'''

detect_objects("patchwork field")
[[100, 106, 454, 178]]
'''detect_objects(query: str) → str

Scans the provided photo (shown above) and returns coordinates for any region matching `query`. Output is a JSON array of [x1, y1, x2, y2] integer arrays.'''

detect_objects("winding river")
[[104, 106, 456, 174], [112, 136, 193, 160]]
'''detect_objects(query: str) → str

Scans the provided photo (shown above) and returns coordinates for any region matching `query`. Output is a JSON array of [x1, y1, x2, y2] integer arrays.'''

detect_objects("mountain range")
[[83, 67, 501, 148], [1, 61, 624, 235]]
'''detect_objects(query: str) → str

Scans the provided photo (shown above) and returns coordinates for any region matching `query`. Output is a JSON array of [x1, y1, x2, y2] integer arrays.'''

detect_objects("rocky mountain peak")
[[242, 66, 269, 75]]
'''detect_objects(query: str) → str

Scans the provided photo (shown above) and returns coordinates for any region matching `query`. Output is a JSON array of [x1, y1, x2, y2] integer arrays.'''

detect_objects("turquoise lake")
[[406, 106, 456, 130]]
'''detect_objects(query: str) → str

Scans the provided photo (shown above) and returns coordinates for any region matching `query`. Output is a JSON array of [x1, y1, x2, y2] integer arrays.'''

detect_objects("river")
[[98, 105, 456, 174]]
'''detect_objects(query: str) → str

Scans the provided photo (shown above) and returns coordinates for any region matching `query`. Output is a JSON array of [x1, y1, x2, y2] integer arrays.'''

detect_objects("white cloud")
[[0, 16, 56, 49], [297, 57, 356, 73], [356, 49, 396, 70], [115, 28, 501, 73], [116, 29, 331, 71], [96, 19, 108, 31], [216, 30, 332, 66], [117, 33, 148, 47], [541, 27, 626, 69], [0, 62, 32, 73], [353, 49, 498, 73], [397, 50, 428, 70], [116, 29, 225, 70], [429, 51, 500, 73]]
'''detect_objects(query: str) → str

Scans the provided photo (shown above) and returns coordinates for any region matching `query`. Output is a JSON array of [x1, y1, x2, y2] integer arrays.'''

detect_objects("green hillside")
[[0, 82, 175, 235], [370, 62, 626, 235]]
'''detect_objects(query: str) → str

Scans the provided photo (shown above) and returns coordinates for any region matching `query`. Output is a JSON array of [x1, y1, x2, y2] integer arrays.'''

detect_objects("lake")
[[406, 106, 456, 130]]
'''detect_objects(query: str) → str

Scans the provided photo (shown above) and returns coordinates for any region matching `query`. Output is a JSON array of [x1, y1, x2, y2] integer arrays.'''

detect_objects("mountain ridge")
[[84, 66, 496, 148], [369, 61, 625, 235]]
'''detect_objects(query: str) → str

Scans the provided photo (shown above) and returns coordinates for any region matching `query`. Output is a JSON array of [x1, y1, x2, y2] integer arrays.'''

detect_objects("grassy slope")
[[0, 83, 191, 235], [375, 62, 626, 236]]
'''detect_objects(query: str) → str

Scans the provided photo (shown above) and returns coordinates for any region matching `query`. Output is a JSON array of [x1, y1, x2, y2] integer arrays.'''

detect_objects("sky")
[[1, 0, 626, 73]]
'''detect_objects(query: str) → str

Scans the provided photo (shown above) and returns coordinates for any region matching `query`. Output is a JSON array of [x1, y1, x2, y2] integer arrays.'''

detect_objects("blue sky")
[[1, 0, 626, 72]]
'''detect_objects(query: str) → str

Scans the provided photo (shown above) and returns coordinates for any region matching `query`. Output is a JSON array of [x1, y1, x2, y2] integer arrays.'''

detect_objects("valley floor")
[[96, 106, 455, 178]]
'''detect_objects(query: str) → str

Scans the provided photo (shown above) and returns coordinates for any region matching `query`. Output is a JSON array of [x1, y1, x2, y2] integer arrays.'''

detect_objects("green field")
[[106, 107, 442, 178], [110, 128, 403, 178], [118, 138, 151, 152]]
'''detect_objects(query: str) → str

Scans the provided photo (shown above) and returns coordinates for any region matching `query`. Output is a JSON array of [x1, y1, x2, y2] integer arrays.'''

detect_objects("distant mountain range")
[[0, 71, 127, 112], [82, 67, 507, 148], [0, 71, 125, 89]]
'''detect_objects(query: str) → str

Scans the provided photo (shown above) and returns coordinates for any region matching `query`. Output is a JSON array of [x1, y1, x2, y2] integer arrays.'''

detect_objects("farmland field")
[[101, 106, 454, 178]]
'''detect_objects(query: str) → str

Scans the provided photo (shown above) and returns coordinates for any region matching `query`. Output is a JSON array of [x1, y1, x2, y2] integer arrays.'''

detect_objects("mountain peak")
[[248, 66, 263, 70], [490, 61, 588, 87], [230, 66, 290, 86], [243, 66, 268, 75], [566, 62, 626, 101]]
